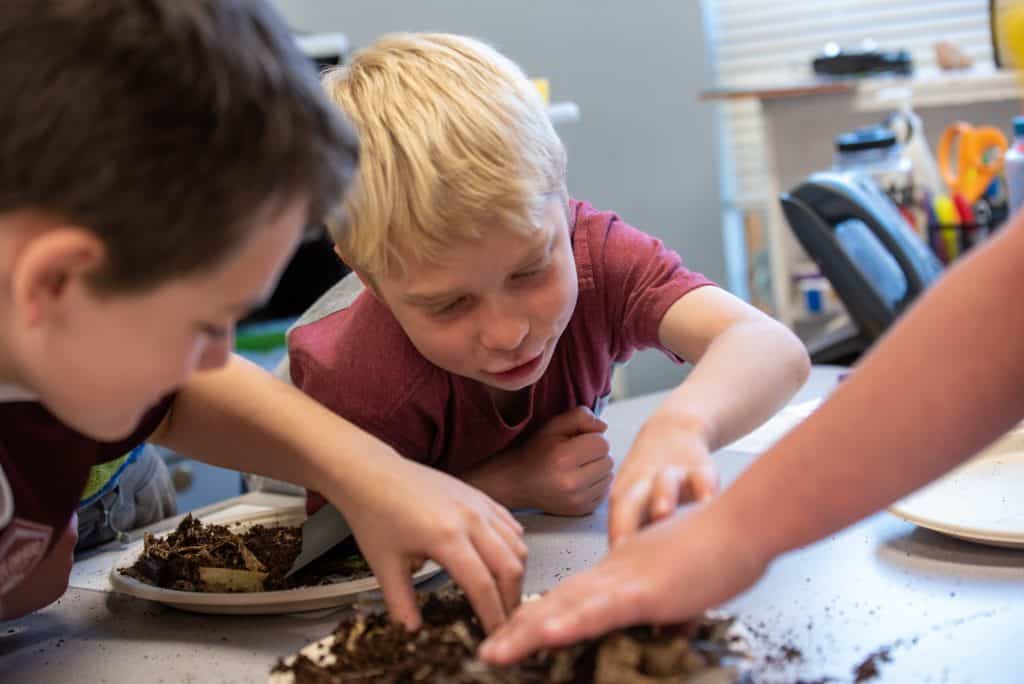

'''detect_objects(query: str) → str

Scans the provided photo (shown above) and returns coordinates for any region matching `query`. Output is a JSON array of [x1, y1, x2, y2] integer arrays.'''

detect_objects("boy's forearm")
[[460, 456, 527, 510], [656, 319, 810, 450], [152, 354, 397, 499], [720, 217, 1024, 563]]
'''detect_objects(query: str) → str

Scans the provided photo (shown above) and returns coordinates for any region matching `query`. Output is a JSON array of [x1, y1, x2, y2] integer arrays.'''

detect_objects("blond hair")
[[322, 33, 567, 279]]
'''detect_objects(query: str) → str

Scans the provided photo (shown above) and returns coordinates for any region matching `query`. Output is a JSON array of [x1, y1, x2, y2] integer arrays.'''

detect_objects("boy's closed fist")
[[464, 406, 614, 517]]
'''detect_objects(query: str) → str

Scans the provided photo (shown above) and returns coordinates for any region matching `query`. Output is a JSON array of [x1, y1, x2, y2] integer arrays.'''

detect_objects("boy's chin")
[[53, 405, 145, 442]]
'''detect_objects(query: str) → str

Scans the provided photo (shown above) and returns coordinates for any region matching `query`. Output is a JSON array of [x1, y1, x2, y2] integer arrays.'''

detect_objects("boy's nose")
[[479, 310, 529, 352]]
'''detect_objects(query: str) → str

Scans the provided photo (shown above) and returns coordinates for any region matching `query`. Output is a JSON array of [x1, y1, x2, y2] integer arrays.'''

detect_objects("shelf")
[[702, 67, 1022, 111], [701, 80, 855, 102], [854, 66, 1021, 111]]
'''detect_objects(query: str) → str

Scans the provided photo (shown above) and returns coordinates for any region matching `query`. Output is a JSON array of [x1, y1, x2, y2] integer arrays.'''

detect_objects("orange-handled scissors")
[[938, 122, 1008, 204]]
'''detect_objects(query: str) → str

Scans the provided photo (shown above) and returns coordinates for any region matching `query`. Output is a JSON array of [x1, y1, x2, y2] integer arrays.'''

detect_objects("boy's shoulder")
[[568, 197, 660, 292], [566, 197, 714, 356], [568, 197, 649, 268], [0, 396, 170, 561], [568, 196, 711, 285], [287, 276, 443, 422]]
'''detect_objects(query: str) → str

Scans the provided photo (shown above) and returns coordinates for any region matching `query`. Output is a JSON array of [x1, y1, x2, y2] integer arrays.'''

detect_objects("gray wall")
[[273, 0, 723, 396]]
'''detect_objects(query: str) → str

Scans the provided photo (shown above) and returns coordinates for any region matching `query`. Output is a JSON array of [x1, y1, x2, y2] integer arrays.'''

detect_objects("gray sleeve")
[[247, 272, 366, 495], [273, 271, 366, 385]]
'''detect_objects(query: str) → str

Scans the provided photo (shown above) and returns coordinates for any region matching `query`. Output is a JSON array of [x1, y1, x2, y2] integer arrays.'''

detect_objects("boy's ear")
[[333, 244, 380, 299], [11, 228, 106, 326], [352, 268, 380, 300]]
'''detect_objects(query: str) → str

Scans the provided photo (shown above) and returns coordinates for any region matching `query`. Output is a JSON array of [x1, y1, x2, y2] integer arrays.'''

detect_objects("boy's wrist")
[[649, 405, 716, 449], [461, 455, 527, 510]]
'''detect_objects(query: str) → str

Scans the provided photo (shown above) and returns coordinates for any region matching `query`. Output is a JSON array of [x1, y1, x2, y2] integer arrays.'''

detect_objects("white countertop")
[[3, 366, 1023, 682]]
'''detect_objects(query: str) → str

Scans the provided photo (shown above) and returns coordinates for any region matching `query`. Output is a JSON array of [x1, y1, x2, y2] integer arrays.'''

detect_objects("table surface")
[[3, 366, 1022, 683]]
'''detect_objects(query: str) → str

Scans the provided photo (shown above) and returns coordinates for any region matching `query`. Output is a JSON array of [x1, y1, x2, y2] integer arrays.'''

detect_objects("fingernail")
[[544, 617, 568, 634], [482, 641, 504, 662]]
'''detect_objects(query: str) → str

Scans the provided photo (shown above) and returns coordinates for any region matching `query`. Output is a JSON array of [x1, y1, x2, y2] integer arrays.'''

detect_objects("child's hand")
[[608, 412, 718, 546], [0, 513, 78, 621], [478, 503, 767, 664], [464, 407, 614, 517], [330, 457, 528, 634]]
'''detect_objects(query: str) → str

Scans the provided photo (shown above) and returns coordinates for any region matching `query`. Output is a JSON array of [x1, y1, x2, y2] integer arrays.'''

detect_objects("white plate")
[[267, 601, 751, 684], [109, 507, 442, 614], [889, 427, 1024, 548]]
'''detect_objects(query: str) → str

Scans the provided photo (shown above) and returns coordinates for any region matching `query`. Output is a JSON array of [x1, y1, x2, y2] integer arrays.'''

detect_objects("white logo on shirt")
[[0, 518, 52, 595], [0, 464, 11, 530]]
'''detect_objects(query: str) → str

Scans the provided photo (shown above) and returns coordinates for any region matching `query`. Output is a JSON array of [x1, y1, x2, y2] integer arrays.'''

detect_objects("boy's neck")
[[486, 385, 531, 426]]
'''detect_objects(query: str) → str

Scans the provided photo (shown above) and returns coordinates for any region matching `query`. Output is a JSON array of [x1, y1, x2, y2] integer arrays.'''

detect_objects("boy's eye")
[[432, 297, 468, 317], [512, 265, 546, 281], [199, 323, 231, 339]]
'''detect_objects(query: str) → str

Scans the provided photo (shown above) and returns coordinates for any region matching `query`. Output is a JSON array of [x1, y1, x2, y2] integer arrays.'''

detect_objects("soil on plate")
[[271, 590, 751, 683], [119, 514, 371, 592]]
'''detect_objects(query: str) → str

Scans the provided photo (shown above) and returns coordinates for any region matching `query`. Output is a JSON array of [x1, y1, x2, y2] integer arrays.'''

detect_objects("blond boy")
[[291, 34, 809, 535]]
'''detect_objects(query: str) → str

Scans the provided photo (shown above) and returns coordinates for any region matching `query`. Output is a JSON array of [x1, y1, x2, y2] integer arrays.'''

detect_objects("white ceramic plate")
[[109, 507, 442, 614], [267, 601, 752, 684], [889, 427, 1024, 548]]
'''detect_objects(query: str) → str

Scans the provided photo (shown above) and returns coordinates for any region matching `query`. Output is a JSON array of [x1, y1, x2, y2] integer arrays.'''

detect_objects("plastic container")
[[833, 126, 914, 206], [1005, 115, 1024, 215]]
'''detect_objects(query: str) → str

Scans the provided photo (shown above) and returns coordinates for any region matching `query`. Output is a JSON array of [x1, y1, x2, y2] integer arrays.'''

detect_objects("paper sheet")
[[723, 399, 822, 454], [69, 503, 273, 592]]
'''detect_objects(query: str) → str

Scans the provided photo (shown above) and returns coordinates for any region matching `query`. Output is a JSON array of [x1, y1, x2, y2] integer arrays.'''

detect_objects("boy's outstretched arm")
[[151, 355, 527, 633], [609, 287, 810, 544], [480, 211, 1024, 664]]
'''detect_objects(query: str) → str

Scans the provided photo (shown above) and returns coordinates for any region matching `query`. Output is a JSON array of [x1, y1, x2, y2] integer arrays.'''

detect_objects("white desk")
[[3, 366, 1022, 682]]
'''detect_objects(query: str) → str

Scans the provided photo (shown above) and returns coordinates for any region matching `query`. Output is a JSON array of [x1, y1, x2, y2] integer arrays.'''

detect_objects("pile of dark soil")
[[119, 514, 371, 592], [271, 591, 751, 683]]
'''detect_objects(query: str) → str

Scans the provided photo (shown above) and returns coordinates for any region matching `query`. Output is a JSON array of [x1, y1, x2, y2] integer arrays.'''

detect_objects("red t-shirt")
[[290, 199, 714, 509], [0, 397, 172, 597]]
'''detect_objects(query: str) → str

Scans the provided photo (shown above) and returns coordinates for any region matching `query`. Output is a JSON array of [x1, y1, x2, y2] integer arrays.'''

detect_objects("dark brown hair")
[[0, 0, 358, 292]]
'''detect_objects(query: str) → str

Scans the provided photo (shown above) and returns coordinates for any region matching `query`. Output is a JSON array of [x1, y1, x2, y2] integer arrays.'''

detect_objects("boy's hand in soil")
[[479, 502, 765, 664], [462, 407, 614, 517], [333, 454, 528, 634], [608, 411, 718, 546], [1, 513, 78, 621]]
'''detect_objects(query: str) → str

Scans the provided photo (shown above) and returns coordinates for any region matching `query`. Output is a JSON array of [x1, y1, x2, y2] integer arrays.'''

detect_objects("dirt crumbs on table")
[[270, 590, 752, 683], [852, 644, 893, 682], [118, 514, 371, 592]]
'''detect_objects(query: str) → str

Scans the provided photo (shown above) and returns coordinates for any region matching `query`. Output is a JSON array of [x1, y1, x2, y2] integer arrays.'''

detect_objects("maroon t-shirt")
[[290, 199, 715, 509], [0, 397, 172, 597]]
